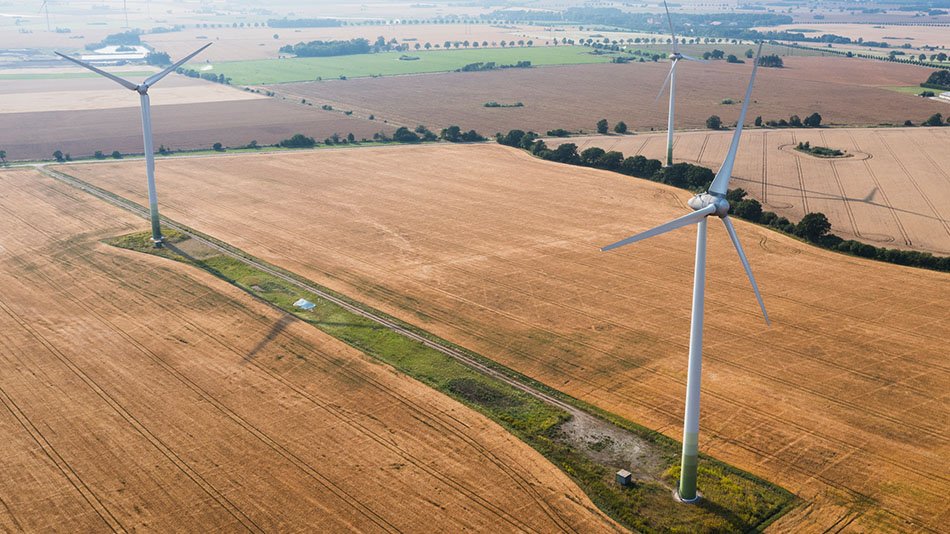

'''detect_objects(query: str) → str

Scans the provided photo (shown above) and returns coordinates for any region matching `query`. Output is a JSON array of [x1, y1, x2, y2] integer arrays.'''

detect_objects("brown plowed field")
[[558, 127, 950, 255], [68, 144, 950, 532], [0, 168, 620, 532], [0, 98, 388, 161], [271, 55, 947, 134]]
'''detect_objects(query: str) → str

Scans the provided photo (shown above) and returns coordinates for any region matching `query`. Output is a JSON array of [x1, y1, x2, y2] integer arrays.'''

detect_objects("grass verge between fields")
[[107, 228, 797, 532]]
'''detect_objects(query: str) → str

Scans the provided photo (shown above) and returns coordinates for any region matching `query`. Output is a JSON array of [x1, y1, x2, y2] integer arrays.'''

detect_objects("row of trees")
[[495, 127, 949, 272]]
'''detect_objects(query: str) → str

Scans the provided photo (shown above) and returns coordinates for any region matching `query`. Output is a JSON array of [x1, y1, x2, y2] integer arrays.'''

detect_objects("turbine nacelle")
[[687, 193, 729, 217]]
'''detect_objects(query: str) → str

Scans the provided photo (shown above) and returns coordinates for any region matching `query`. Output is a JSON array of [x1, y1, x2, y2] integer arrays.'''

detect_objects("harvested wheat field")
[[0, 97, 388, 161], [272, 55, 947, 133], [557, 127, 950, 255], [67, 144, 950, 532], [0, 76, 265, 114], [0, 167, 620, 532]]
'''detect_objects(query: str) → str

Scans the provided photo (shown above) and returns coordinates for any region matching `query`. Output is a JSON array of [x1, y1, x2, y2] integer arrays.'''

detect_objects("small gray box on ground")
[[616, 469, 632, 487]]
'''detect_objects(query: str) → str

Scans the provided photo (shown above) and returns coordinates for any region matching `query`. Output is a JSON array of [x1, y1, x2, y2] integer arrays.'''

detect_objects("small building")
[[616, 469, 632, 487], [293, 298, 316, 311]]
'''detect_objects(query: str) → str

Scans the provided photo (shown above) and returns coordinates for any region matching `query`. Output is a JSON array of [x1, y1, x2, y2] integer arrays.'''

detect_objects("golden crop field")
[[66, 144, 950, 532], [0, 167, 620, 532], [561, 127, 950, 255]]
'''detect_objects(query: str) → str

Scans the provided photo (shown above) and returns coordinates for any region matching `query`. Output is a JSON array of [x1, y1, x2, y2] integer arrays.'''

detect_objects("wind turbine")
[[54, 43, 212, 246], [39, 1, 51, 32], [657, 0, 707, 167], [602, 43, 767, 503]]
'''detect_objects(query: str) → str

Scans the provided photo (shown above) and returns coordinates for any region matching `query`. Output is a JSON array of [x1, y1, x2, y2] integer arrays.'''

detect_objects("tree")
[[212, 142, 224, 151], [789, 115, 803, 127], [596, 119, 609, 134], [112, 150, 123, 159], [795, 212, 832, 242], [146, 51, 171, 66], [733, 199, 763, 222], [53, 150, 65, 162], [754, 116, 763, 126], [0, 149, 6, 163], [546, 143, 580, 164], [745, 48, 754, 59], [440, 125, 462, 142], [614, 121, 628, 134], [758, 55, 784, 68], [922, 113, 944, 126], [280, 133, 316, 148], [580, 147, 606, 166], [726, 54, 742, 63], [393, 126, 421, 143], [424, 42, 431, 50], [706, 115, 722, 130], [460, 130, 485, 142], [803, 112, 822, 128], [600, 151, 624, 171]]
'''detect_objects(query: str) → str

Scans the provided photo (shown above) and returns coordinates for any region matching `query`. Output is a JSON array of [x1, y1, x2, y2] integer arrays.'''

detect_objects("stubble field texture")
[[555, 127, 950, 255], [65, 144, 950, 533], [0, 167, 621, 532]]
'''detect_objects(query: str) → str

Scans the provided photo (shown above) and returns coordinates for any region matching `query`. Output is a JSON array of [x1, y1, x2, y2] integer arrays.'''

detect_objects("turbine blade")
[[708, 42, 763, 196], [680, 54, 709, 63], [602, 205, 716, 252], [143, 42, 212, 87], [663, 0, 679, 53], [654, 62, 675, 105], [54, 52, 139, 91], [721, 216, 770, 325]]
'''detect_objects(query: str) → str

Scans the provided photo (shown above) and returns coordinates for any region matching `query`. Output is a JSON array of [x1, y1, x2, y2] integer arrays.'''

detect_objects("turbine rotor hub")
[[687, 193, 729, 217]]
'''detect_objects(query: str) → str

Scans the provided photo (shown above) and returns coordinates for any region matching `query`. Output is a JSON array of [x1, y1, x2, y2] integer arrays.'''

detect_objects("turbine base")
[[673, 489, 703, 504]]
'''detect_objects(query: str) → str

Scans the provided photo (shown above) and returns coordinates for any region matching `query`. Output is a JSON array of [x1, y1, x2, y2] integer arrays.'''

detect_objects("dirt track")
[[0, 167, 620, 532], [558, 127, 950, 255], [65, 144, 950, 532]]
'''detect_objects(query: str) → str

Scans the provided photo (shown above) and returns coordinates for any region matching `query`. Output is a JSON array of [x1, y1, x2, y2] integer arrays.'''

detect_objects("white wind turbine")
[[55, 43, 212, 246], [657, 0, 707, 167], [603, 42, 768, 503], [39, 1, 51, 32]]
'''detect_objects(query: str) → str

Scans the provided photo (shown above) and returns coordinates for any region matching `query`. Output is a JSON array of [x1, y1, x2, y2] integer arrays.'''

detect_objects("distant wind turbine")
[[39, 0, 50, 32], [123, 0, 129, 28], [55, 43, 212, 246], [656, 0, 707, 167], [602, 42, 768, 503]]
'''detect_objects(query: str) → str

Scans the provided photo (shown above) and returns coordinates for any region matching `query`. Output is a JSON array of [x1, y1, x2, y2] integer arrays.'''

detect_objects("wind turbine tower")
[[658, 0, 707, 167], [55, 43, 212, 246], [603, 43, 768, 503], [39, 1, 51, 32]]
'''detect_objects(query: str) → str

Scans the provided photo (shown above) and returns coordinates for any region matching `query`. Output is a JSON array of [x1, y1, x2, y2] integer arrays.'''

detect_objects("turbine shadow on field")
[[734, 178, 948, 223], [245, 315, 293, 363]]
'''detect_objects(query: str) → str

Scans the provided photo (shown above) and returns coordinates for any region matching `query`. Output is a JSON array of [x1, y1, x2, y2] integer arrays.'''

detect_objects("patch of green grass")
[[205, 46, 613, 85], [0, 71, 155, 81], [882, 85, 938, 96], [107, 229, 797, 532]]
